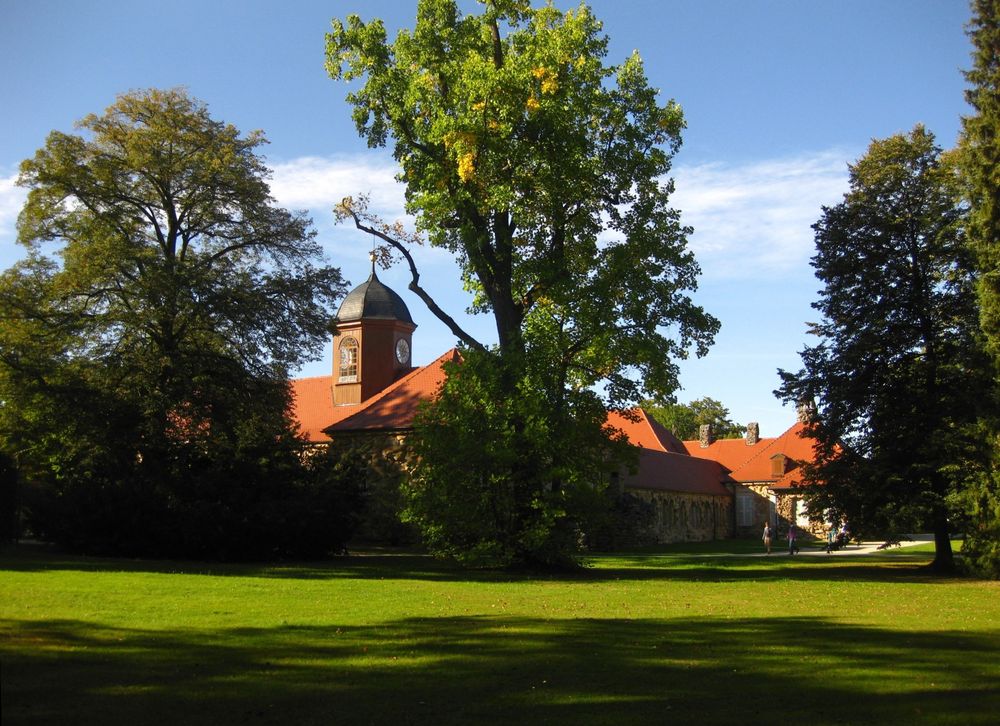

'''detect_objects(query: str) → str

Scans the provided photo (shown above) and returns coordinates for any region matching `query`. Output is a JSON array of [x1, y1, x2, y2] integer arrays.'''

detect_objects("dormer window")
[[770, 453, 788, 478], [339, 337, 359, 382]]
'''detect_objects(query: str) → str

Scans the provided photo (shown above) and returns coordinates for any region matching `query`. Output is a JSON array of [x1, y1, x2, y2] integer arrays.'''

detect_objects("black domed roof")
[[334, 266, 414, 325]]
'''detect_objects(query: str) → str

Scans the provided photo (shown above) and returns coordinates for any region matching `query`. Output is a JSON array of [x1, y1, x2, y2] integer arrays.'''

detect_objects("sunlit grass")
[[1, 541, 997, 725]]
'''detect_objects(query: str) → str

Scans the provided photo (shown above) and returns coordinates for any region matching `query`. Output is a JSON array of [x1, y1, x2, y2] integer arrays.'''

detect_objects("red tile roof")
[[289, 375, 357, 443], [323, 349, 458, 434], [606, 409, 688, 454], [680, 422, 818, 487], [731, 422, 816, 486], [624, 449, 731, 496], [289, 348, 818, 499], [772, 468, 805, 491], [682, 435, 772, 472]]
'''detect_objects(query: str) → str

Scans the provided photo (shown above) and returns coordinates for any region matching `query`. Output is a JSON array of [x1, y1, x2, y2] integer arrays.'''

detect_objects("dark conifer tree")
[[959, 0, 1000, 577], [779, 127, 987, 573]]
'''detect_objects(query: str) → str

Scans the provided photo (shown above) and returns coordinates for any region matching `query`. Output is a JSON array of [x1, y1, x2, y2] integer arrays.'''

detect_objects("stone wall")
[[774, 492, 828, 539], [628, 489, 733, 543], [735, 483, 773, 538]]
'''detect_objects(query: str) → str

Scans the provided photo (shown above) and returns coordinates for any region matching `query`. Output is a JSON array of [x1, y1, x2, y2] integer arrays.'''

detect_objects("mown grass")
[[1, 541, 997, 725]]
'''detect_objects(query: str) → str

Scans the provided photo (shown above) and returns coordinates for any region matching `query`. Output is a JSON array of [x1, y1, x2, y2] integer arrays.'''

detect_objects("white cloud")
[[268, 154, 462, 273], [672, 151, 852, 280], [263, 150, 857, 288], [269, 154, 409, 223], [5, 150, 857, 283], [0, 172, 26, 234], [0, 173, 28, 269]]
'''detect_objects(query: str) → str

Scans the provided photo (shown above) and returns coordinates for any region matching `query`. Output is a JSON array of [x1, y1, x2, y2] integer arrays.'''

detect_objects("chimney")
[[797, 399, 816, 424], [699, 424, 715, 448], [745, 422, 759, 446]]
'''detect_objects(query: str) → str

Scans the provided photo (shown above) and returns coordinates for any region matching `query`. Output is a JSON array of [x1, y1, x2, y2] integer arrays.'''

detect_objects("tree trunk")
[[930, 506, 955, 574]]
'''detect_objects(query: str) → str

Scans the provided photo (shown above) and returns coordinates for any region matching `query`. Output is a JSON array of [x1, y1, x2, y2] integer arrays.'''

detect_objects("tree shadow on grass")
[[0, 542, 955, 587], [2, 614, 998, 725]]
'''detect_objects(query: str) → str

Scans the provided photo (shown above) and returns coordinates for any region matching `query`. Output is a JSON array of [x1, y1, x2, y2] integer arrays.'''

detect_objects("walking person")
[[788, 523, 798, 555], [762, 521, 772, 555]]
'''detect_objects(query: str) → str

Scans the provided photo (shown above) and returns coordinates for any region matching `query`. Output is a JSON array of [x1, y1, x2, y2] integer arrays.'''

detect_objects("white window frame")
[[736, 489, 754, 527]]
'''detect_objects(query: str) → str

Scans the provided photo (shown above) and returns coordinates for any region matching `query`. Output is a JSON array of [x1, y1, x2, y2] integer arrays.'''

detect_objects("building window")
[[339, 337, 359, 382], [736, 489, 754, 527]]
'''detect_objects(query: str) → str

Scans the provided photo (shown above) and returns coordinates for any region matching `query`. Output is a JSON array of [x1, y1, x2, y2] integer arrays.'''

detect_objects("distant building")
[[291, 266, 821, 543]]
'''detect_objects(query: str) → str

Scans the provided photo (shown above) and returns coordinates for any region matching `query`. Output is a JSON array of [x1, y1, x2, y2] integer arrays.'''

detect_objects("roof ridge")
[[293, 374, 334, 383], [640, 409, 688, 453], [731, 421, 806, 477], [614, 408, 667, 453]]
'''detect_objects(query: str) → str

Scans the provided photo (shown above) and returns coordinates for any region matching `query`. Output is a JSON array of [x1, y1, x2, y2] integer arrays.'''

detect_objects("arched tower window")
[[339, 337, 359, 382]]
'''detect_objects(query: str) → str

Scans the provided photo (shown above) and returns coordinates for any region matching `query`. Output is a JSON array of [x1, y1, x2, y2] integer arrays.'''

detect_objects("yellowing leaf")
[[457, 152, 476, 182]]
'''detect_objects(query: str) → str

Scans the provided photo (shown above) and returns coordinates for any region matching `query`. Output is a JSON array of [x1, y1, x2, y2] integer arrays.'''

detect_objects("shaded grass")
[[2, 542, 998, 725]]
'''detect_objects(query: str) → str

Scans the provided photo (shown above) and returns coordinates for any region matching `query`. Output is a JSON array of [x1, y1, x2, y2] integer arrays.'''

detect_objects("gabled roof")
[[730, 421, 815, 485], [606, 409, 688, 454], [323, 349, 457, 434], [680, 421, 820, 488], [289, 375, 357, 443], [288, 349, 764, 499], [682, 435, 773, 472], [624, 449, 731, 496]]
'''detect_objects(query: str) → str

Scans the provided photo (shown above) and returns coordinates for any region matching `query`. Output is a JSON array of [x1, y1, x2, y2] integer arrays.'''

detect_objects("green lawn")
[[1, 542, 997, 725]]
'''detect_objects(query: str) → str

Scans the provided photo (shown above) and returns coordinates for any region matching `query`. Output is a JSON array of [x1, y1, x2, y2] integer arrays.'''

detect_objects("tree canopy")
[[959, 0, 1000, 577], [326, 0, 717, 566], [327, 0, 716, 403], [0, 88, 352, 558], [642, 397, 746, 441], [778, 126, 987, 573], [962, 0, 1000, 363]]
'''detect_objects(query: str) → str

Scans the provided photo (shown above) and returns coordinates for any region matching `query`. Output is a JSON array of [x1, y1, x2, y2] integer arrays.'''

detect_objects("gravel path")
[[745, 534, 934, 557]]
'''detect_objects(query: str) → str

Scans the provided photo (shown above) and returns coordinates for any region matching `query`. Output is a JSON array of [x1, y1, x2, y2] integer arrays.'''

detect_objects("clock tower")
[[330, 261, 417, 406]]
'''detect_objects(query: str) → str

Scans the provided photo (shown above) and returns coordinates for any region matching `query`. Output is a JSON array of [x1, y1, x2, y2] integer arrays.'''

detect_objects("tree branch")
[[489, 15, 504, 69], [344, 207, 486, 352]]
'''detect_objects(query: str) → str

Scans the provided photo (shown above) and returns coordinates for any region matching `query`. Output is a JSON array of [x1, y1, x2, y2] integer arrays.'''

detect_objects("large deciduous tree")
[[642, 396, 746, 441], [327, 0, 717, 566], [0, 88, 352, 558], [778, 126, 988, 573], [959, 0, 1000, 577]]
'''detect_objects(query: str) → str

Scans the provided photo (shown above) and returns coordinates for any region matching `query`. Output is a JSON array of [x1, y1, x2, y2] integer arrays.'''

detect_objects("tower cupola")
[[331, 261, 417, 406], [333, 265, 415, 326]]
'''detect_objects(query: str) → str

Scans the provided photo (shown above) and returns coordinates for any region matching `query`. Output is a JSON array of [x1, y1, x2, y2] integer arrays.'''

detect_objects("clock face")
[[395, 338, 410, 364]]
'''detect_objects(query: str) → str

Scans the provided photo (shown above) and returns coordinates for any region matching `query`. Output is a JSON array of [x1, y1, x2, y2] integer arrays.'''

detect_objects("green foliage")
[[405, 349, 635, 568], [328, 0, 717, 567], [0, 88, 353, 558], [328, 1, 716, 400], [958, 0, 1000, 579], [962, 0, 1000, 363], [328, 445, 422, 547], [778, 127, 988, 573], [642, 396, 746, 440], [951, 423, 1000, 578]]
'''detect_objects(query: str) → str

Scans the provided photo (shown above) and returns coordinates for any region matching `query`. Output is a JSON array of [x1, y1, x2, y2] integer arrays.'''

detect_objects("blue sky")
[[0, 0, 975, 436]]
